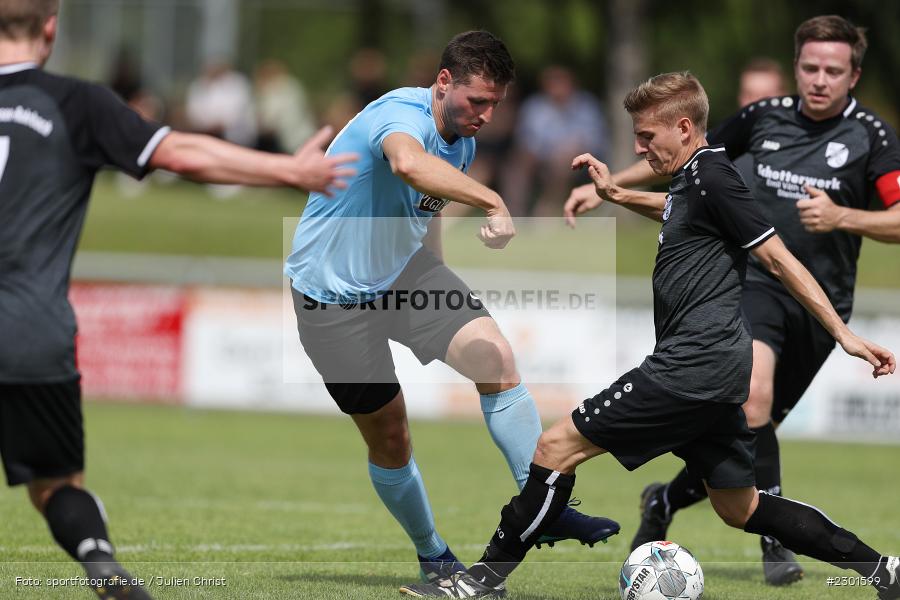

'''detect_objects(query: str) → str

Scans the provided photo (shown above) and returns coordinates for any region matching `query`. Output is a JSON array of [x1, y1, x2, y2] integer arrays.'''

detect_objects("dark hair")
[[0, 0, 58, 40], [624, 71, 709, 132], [794, 15, 867, 71], [439, 30, 515, 86]]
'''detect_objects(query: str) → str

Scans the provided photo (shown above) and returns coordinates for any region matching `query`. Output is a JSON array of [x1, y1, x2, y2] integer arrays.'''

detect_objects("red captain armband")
[[875, 171, 900, 208]]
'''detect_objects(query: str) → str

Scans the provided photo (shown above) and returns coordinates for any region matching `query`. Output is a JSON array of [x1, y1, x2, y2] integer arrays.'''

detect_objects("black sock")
[[744, 492, 882, 575], [752, 422, 782, 496], [44, 486, 114, 562], [468, 463, 575, 583], [664, 467, 708, 515]]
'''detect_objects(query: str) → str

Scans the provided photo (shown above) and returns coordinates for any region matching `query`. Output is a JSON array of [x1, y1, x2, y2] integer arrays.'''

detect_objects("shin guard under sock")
[[44, 486, 113, 562], [744, 491, 882, 576], [470, 463, 576, 583]]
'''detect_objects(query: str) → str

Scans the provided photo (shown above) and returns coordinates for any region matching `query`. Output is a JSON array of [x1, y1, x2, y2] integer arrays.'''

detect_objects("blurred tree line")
[[244, 0, 897, 165]]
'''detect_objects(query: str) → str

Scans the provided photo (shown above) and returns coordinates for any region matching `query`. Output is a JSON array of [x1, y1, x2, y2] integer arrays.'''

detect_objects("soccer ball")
[[619, 541, 704, 600]]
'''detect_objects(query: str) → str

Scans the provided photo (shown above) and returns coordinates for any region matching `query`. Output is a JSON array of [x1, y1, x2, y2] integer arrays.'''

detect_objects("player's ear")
[[43, 14, 57, 42], [39, 15, 58, 65], [677, 117, 692, 141], [849, 67, 861, 90], [436, 68, 453, 92]]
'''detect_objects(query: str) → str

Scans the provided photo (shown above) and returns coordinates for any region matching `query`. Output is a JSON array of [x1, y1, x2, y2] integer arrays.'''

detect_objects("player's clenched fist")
[[479, 205, 516, 249], [797, 185, 845, 233]]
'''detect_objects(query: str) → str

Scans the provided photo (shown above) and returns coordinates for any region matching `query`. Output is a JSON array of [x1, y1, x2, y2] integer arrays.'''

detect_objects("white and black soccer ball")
[[619, 541, 704, 600]]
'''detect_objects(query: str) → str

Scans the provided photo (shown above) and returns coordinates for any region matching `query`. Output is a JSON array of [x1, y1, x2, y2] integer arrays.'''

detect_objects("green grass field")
[[1, 402, 897, 599], [79, 174, 900, 287]]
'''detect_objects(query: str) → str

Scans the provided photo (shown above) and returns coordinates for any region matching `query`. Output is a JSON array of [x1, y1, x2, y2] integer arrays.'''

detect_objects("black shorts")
[[0, 379, 83, 486], [572, 368, 756, 489], [742, 279, 836, 423], [292, 248, 491, 415]]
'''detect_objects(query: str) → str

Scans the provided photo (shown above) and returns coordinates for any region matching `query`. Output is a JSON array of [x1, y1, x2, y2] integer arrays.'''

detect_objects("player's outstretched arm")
[[567, 153, 668, 225], [149, 126, 357, 195], [752, 235, 896, 378], [798, 185, 900, 243], [382, 132, 514, 249]]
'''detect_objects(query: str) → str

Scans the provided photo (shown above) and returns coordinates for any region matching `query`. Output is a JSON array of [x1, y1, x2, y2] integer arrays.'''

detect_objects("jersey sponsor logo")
[[0, 105, 53, 137], [418, 194, 450, 212], [662, 194, 673, 221], [761, 140, 781, 151], [416, 162, 466, 212], [825, 141, 849, 168], [756, 162, 841, 200]]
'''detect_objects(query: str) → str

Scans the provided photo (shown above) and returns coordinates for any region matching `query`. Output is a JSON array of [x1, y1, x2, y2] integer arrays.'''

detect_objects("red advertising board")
[[70, 283, 185, 400]]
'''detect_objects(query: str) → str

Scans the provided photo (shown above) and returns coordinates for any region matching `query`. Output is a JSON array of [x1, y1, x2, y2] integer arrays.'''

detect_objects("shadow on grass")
[[702, 562, 762, 584], [276, 571, 406, 588], [275, 572, 617, 600]]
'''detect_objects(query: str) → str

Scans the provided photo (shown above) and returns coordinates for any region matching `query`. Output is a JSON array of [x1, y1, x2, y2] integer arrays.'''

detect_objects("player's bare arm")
[[751, 235, 896, 377], [149, 126, 357, 195], [382, 131, 515, 249], [566, 153, 668, 225], [798, 185, 900, 242]]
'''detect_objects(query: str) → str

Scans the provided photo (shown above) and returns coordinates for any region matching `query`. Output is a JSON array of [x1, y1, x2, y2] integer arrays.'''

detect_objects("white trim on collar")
[[0, 62, 39, 75], [682, 146, 726, 170], [797, 96, 857, 119]]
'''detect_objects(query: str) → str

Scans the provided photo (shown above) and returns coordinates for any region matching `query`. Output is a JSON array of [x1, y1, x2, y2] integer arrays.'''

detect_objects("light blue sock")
[[368, 458, 447, 559], [480, 383, 542, 490]]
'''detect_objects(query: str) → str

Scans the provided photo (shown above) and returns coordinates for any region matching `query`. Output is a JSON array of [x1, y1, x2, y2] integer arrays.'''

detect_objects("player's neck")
[[430, 84, 459, 144], [0, 39, 45, 67], [800, 97, 850, 122], [674, 137, 708, 172]]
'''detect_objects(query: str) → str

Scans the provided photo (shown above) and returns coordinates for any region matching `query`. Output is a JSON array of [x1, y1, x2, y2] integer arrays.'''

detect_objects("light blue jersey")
[[284, 87, 476, 303]]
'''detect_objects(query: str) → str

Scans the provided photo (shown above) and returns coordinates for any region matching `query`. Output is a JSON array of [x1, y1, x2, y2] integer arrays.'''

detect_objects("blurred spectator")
[[502, 65, 609, 217], [738, 57, 788, 107], [350, 47, 389, 108], [109, 46, 168, 197], [460, 84, 519, 215], [403, 50, 440, 88], [109, 46, 142, 103], [734, 58, 788, 189], [322, 48, 392, 141], [254, 59, 316, 153], [185, 60, 257, 147]]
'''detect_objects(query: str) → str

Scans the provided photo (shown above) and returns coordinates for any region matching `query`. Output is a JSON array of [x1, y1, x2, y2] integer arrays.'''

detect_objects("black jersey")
[[709, 95, 900, 320], [640, 145, 775, 403], [0, 63, 168, 383]]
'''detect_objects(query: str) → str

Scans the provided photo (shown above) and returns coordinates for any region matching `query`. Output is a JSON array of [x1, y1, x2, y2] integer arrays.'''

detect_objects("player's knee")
[[378, 425, 410, 458], [710, 498, 751, 529], [743, 383, 773, 427], [470, 338, 518, 386]]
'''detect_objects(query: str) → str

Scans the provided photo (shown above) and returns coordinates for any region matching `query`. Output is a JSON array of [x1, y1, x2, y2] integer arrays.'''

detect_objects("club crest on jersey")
[[825, 141, 849, 168], [662, 194, 673, 221], [418, 194, 450, 213]]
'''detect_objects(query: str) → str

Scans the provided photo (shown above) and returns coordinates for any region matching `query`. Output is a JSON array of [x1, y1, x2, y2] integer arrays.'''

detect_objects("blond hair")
[[623, 71, 709, 132]]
